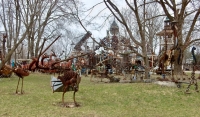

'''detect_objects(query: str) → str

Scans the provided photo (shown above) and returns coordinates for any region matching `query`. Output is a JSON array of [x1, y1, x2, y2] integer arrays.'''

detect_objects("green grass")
[[0, 72, 200, 117]]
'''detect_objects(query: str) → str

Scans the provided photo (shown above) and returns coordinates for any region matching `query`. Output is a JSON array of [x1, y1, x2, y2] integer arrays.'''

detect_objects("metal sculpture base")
[[63, 102, 80, 108], [52, 101, 81, 108]]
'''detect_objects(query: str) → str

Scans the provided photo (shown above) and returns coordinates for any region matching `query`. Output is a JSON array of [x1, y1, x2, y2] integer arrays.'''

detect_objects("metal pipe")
[[40, 35, 61, 56]]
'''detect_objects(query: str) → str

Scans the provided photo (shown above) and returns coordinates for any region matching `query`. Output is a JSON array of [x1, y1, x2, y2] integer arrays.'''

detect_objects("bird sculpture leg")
[[16, 77, 20, 94], [62, 86, 67, 104], [62, 91, 65, 104], [73, 90, 77, 105], [73, 85, 78, 106], [21, 78, 24, 94]]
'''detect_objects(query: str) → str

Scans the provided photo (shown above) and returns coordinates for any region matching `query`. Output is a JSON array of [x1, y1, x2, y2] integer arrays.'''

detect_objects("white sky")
[[81, 0, 126, 39]]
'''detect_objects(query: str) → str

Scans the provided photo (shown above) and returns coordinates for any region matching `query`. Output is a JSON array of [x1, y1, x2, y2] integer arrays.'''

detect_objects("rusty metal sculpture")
[[185, 47, 199, 93], [74, 31, 92, 51], [155, 19, 180, 77], [0, 34, 13, 78], [28, 36, 61, 71], [31, 42, 92, 107], [51, 70, 81, 107], [0, 65, 13, 78], [49, 53, 93, 107], [13, 67, 30, 94], [0, 60, 30, 94], [39, 51, 59, 74], [24, 35, 83, 106]]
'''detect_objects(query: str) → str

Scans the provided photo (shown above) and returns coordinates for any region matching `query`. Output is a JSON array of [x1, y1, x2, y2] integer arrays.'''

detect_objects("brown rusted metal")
[[38, 38, 47, 57], [0, 65, 13, 78], [34, 35, 61, 69], [185, 47, 199, 93], [51, 70, 81, 107], [40, 35, 61, 57], [51, 53, 92, 68]]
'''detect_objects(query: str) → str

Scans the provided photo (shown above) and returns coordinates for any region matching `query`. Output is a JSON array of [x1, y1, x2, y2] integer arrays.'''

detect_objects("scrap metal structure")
[[185, 47, 199, 93], [70, 20, 142, 82], [156, 17, 175, 76]]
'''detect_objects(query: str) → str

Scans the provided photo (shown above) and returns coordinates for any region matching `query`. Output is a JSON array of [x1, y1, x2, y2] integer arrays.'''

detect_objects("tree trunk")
[[30, 37, 35, 57], [173, 46, 184, 76], [35, 37, 41, 57], [144, 56, 150, 79], [142, 43, 150, 79]]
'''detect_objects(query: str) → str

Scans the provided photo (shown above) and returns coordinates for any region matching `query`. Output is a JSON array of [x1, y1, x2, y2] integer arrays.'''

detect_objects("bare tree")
[[119, 1, 163, 54], [0, 0, 37, 68], [19, 0, 65, 58], [155, 0, 200, 74], [0, 0, 82, 69]]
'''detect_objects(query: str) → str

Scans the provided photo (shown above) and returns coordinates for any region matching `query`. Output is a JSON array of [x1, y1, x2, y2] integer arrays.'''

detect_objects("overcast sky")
[[81, 0, 126, 39]]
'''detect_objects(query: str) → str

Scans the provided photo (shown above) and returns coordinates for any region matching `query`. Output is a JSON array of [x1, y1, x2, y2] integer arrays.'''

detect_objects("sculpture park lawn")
[[0, 72, 200, 117]]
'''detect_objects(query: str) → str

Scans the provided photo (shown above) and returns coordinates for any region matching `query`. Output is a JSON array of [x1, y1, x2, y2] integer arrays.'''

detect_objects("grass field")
[[0, 72, 200, 117]]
